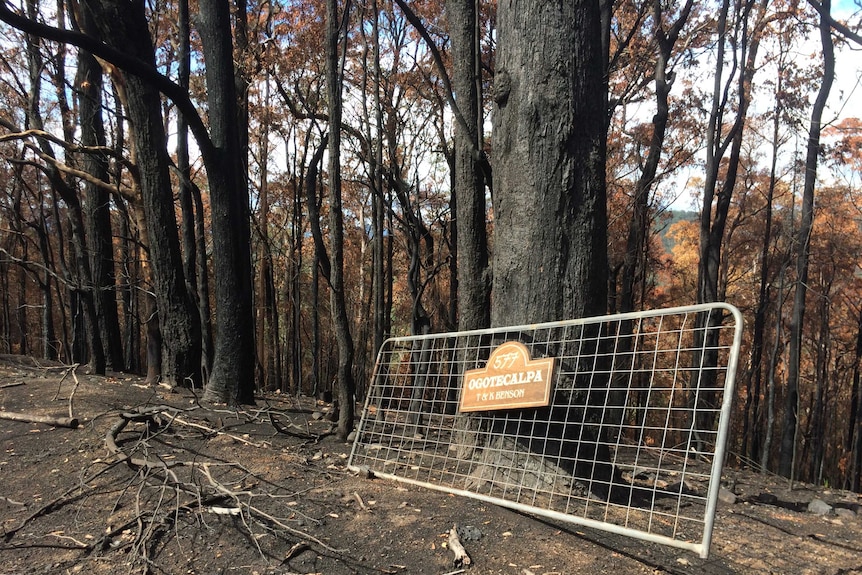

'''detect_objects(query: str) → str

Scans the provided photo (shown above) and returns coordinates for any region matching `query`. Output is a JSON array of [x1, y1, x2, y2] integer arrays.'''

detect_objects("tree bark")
[[80, 0, 201, 387], [447, 0, 490, 332], [75, 13, 124, 372], [491, 0, 608, 325], [175, 0, 210, 385], [326, 0, 356, 440], [483, 0, 613, 499], [198, 0, 257, 405]]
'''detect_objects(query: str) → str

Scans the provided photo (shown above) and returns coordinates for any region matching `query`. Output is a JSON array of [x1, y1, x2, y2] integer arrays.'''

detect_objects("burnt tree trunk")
[[198, 0, 257, 405], [326, 0, 356, 440], [484, 0, 613, 498], [75, 17, 124, 371], [491, 0, 607, 325], [81, 0, 201, 387], [175, 0, 210, 385], [780, 0, 834, 478], [447, 0, 490, 332]]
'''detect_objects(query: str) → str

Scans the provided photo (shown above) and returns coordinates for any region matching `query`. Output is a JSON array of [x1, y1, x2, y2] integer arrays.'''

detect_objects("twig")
[[103, 407, 350, 561], [66, 364, 80, 420], [0, 381, 24, 389], [447, 525, 471, 568], [353, 491, 371, 512], [172, 414, 272, 447], [284, 541, 310, 561], [46, 530, 89, 548], [196, 462, 343, 554], [51, 362, 79, 401]]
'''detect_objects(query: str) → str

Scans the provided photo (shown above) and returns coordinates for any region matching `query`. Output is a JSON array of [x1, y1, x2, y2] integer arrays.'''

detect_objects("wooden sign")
[[459, 341, 555, 412]]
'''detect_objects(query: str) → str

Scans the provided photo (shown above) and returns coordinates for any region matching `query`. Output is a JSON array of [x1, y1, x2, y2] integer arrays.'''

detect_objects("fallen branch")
[[268, 410, 326, 441], [49, 362, 80, 420], [0, 495, 25, 506], [0, 410, 79, 428], [447, 524, 471, 568], [353, 491, 371, 512], [104, 406, 347, 557], [0, 381, 24, 389]]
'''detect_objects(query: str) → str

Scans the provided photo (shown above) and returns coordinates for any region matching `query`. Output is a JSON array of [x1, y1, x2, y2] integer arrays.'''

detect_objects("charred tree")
[[74, 9, 123, 371], [779, 0, 834, 478], [79, 0, 201, 387], [447, 0, 490, 332]]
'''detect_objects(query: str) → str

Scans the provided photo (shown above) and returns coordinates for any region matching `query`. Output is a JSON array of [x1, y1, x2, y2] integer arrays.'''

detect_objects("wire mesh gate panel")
[[348, 303, 743, 558]]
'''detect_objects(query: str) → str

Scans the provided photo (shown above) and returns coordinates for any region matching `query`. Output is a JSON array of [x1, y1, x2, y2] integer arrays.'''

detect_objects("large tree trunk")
[[779, 0, 834, 478], [447, 0, 490, 332], [491, 0, 608, 325], [198, 0, 257, 405], [76, 26, 124, 372], [80, 0, 201, 387], [482, 0, 612, 498]]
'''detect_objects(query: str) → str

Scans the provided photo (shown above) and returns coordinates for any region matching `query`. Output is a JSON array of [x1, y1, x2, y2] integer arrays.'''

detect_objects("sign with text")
[[459, 341, 555, 412]]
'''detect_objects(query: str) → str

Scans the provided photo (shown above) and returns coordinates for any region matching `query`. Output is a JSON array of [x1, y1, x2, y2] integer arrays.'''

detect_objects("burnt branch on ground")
[[1, 402, 364, 574]]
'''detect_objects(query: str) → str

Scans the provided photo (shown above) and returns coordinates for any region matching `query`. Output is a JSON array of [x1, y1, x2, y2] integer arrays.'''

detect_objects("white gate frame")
[[349, 303, 743, 558]]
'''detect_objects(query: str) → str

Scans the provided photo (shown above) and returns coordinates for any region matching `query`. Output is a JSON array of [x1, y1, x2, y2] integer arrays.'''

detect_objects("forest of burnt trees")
[[0, 0, 861, 492]]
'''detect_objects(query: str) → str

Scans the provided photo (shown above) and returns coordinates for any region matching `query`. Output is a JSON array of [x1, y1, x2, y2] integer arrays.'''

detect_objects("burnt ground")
[[1, 354, 861, 575]]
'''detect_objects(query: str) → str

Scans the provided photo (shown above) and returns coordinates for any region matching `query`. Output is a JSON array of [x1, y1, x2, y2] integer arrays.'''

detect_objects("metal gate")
[[348, 303, 743, 558]]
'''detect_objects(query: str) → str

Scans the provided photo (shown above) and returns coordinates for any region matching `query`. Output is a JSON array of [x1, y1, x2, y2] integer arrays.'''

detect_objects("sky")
[[665, 2, 862, 212]]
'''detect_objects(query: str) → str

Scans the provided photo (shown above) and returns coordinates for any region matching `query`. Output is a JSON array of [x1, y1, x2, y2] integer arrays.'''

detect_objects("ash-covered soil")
[[1, 354, 861, 575]]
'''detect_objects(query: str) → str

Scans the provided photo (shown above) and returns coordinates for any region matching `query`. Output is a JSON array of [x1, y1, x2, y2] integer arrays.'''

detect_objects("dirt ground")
[[1, 355, 861, 575]]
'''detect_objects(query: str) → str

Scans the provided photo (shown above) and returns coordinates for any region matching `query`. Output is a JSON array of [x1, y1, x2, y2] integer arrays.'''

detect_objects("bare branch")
[[808, 0, 862, 46], [0, 2, 217, 165], [391, 0, 474, 150]]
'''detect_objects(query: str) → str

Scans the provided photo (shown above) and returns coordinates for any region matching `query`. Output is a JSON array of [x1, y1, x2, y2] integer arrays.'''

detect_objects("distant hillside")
[[658, 209, 698, 254]]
